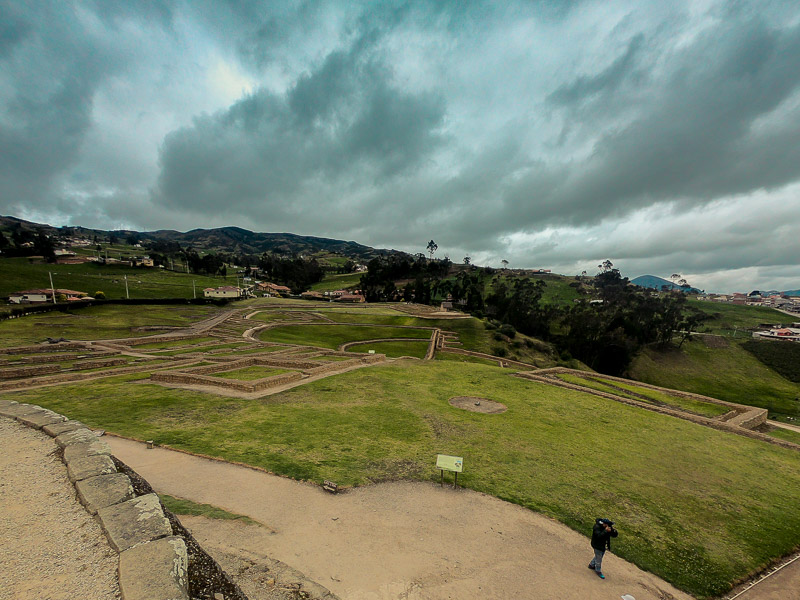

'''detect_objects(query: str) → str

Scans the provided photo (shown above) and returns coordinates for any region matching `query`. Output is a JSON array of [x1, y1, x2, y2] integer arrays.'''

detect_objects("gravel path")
[[108, 436, 693, 600], [0, 418, 120, 600]]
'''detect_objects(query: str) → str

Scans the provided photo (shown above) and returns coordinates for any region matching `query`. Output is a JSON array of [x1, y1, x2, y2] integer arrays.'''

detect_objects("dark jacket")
[[591, 519, 618, 551]]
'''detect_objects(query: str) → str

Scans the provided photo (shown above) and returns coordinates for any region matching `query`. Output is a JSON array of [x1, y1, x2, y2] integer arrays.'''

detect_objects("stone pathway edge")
[[0, 397, 244, 600]]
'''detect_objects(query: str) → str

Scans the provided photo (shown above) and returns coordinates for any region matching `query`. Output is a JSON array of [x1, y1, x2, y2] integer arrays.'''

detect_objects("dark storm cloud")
[[547, 33, 646, 107], [0, 1, 136, 213], [153, 27, 446, 214], [3, 0, 800, 292], [468, 14, 800, 237]]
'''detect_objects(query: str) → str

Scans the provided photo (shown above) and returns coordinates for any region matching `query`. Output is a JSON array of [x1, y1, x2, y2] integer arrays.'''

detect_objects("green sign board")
[[436, 454, 463, 473]]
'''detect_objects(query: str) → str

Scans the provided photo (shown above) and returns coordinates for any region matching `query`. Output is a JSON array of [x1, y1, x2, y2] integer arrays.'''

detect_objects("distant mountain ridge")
[[0, 216, 396, 261], [631, 275, 702, 293]]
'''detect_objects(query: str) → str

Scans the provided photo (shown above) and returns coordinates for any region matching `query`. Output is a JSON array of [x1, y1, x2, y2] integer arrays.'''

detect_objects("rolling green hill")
[[0, 257, 225, 299]]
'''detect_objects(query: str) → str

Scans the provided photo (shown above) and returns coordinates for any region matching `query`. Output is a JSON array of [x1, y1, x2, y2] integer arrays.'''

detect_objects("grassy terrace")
[[259, 323, 433, 349], [349, 340, 430, 359], [0, 304, 220, 347], [0, 256, 226, 299], [3, 360, 799, 598], [630, 337, 800, 419], [556, 373, 731, 418]]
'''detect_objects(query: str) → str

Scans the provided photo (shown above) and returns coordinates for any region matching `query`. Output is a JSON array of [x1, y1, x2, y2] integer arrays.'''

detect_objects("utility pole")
[[48, 271, 57, 304], [124, 274, 129, 299]]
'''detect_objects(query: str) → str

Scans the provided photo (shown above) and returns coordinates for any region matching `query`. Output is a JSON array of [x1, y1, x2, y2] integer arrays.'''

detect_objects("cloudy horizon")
[[2, 1, 800, 293]]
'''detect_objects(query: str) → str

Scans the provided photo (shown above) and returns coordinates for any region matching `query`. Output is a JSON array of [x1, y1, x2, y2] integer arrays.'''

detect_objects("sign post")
[[436, 454, 463, 488]]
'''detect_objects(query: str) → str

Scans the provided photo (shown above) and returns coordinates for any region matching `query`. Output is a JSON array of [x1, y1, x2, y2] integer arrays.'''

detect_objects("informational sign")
[[436, 454, 463, 473]]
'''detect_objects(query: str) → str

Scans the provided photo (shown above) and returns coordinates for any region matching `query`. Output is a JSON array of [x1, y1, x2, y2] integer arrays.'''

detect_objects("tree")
[[463, 256, 470, 266], [501, 259, 509, 269], [0, 230, 8, 249], [426, 240, 438, 260], [598, 259, 614, 273]]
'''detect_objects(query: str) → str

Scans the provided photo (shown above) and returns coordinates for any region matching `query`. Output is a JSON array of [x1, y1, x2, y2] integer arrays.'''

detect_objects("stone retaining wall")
[[0, 358, 202, 392], [518, 370, 794, 451], [0, 364, 61, 379], [0, 342, 89, 354], [73, 358, 129, 370], [0, 351, 113, 364], [0, 399, 202, 600], [151, 370, 303, 393]]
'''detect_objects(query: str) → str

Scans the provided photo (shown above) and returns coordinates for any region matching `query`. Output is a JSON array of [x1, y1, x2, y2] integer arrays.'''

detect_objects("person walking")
[[588, 517, 618, 579]]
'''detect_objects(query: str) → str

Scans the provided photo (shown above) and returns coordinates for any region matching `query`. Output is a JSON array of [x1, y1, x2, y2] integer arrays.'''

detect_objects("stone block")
[[43, 420, 86, 437], [63, 439, 112, 462], [97, 493, 172, 552], [17, 410, 67, 430], [66, 453, 117, 483], [55, 427, 99, 448], [119, 536, 188, 600], [0, 403, 41, 418], [75, 473, 134, 514]]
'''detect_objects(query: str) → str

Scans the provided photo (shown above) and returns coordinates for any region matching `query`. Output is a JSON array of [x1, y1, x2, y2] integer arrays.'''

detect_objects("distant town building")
[[203, 286, 242, 299], [8, 289, 91, 304]]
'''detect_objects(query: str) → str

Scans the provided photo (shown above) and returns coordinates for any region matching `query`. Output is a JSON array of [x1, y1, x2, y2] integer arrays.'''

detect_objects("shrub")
[[492, 346, 507, 357], [498, 324, 516, 338], [95, 291, 106, 299]]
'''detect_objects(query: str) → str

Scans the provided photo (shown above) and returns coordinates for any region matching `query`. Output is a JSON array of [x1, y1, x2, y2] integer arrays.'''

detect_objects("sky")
[[2, 1, 800, 293]]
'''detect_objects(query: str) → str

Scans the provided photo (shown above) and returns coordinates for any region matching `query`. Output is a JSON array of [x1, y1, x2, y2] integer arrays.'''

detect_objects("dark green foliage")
[[742, 340, 800, 383]]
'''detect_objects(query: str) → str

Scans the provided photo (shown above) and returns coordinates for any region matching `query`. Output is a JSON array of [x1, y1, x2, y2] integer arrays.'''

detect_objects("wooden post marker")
[[436, 454, 463, 488]]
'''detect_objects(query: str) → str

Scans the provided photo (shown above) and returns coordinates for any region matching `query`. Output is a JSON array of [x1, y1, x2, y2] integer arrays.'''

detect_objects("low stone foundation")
[[0, 364, 61, 379]]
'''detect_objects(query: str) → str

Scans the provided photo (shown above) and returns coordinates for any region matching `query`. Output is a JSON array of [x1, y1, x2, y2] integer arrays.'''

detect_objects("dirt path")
[[107, 436, 692, 600], [0, 418, 119, 600]]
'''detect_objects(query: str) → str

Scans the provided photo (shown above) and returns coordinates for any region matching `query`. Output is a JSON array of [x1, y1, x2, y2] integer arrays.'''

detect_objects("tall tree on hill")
[[426, 240, 438, 260]]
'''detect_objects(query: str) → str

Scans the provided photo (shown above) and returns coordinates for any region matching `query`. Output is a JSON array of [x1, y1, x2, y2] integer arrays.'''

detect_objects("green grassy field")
[[0, 304, 220, 347], [259, 323, 433, 349], [741, 339, 800, 382], [556, 373, 731, 418], [211, 366, 293, 380], [348, 340, 430, 358], [0, 256, 226, 299], [310, 272, 363, 292], [690, 300, 789, 336], [3, 360, 800, 598], [629, 337, 800, 419]]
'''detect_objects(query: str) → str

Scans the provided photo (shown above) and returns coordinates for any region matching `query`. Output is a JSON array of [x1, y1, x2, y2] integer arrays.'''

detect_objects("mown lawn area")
[[629, 337, 800, 419], [211, 366, 293, 380], [348, 340, 430, 358], [0, 304, 221, 347], [4, 361, 800, 598], [259, 323, 433, 349]]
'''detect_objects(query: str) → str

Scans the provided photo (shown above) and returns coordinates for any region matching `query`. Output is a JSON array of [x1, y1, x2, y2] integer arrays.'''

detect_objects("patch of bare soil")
[[699, 334, 730, 349], [448, 396, 507, 414], [107, 436, 694, 600]]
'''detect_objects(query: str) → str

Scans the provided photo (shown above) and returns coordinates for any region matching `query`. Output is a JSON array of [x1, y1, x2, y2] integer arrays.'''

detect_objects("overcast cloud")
[[2, 0, 799, 292]]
